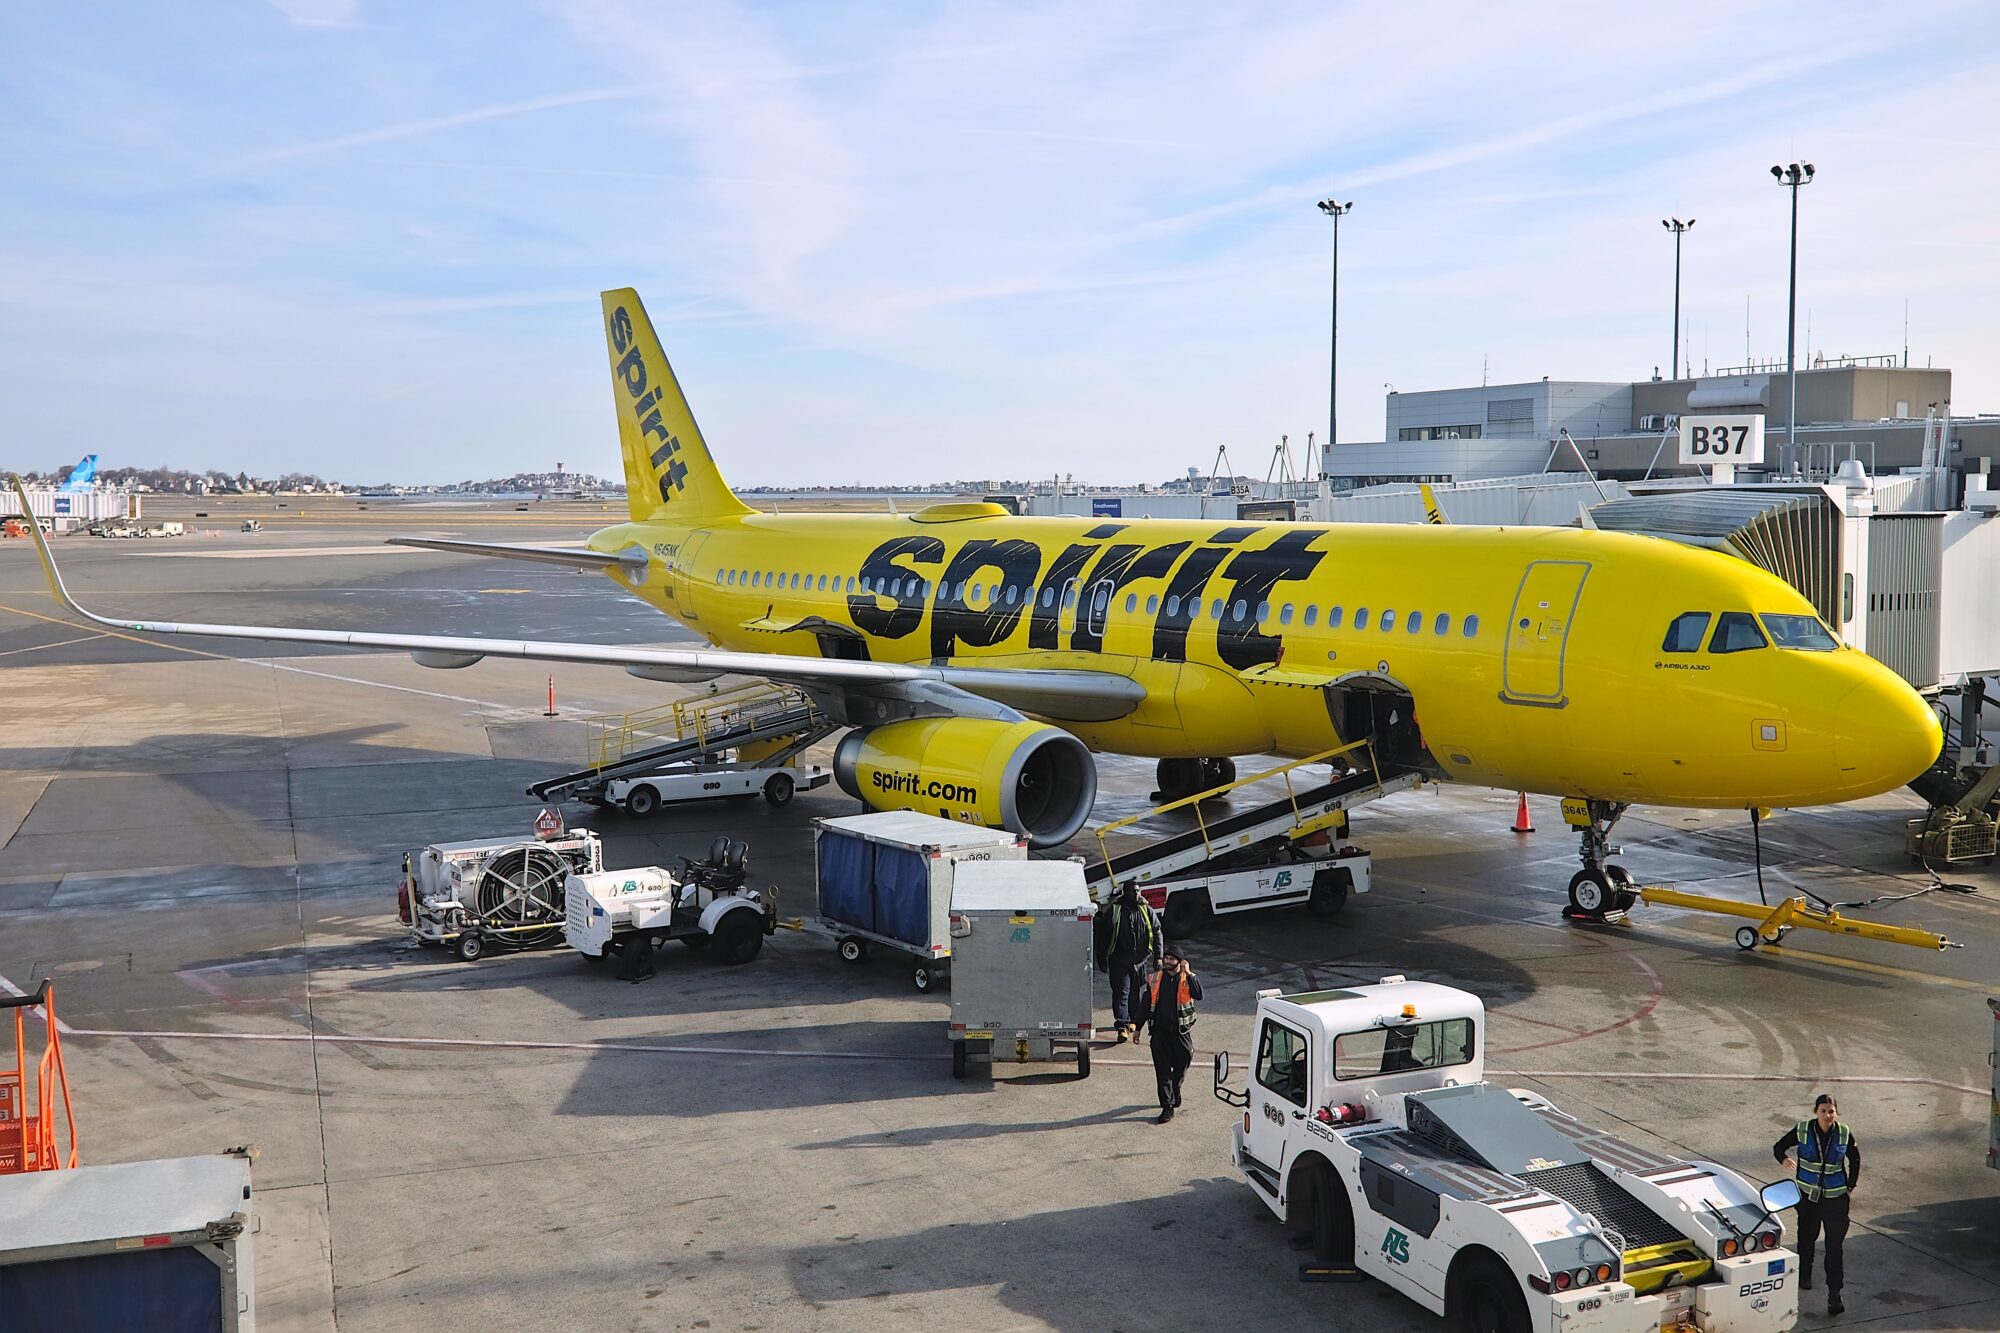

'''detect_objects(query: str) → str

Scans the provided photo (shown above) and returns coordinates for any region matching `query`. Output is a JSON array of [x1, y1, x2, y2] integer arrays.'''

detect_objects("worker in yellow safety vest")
[[1773, 1092, 1861, 1316], [1094, 883, 1161, 1043]]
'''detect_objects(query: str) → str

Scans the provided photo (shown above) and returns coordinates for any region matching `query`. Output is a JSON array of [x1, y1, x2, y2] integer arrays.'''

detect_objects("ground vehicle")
[[796, 812, 1028, 991], [0, 1149, 256, 1330], [564, 863, 774, 966], [605, 761, 829, 816], [240, 520, 261, 533], [397, 829, 603, 961], [1215, 978, 1800, 1332], [947, 860, 1094, 1079]]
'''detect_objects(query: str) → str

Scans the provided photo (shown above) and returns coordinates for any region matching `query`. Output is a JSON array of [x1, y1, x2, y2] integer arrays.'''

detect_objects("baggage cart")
[[947, 860, 1095, 1079], [793, 812, 1027, 992], [0, 1149, 256, 1331]]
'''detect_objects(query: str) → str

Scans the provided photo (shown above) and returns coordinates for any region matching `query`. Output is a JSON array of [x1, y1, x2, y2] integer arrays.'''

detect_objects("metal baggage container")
[[946, 859, 1094, 1078]]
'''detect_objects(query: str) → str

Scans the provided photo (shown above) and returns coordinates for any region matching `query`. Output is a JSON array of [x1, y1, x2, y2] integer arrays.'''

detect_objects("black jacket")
[[1094, 897, 1161, 969]]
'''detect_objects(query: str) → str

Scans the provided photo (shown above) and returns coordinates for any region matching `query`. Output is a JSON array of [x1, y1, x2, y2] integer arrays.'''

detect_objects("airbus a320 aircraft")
[[12, 288, 1941, 916]]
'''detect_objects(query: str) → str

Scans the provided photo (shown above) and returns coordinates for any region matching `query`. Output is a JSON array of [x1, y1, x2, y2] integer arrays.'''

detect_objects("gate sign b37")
[[1678, 413, 1765, 465]]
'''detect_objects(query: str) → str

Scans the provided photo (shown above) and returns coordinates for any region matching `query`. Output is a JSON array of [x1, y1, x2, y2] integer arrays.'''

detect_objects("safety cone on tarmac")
[[1511, 793, 1534, 834]]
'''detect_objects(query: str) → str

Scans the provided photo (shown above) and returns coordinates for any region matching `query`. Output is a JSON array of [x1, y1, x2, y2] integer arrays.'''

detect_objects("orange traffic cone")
[[1511, 793, 1535, 834]]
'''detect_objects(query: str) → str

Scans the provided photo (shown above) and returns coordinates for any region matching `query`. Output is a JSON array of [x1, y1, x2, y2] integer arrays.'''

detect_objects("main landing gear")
[[1155, 757, 1237, 804], [1564, 799, 1639, 920]]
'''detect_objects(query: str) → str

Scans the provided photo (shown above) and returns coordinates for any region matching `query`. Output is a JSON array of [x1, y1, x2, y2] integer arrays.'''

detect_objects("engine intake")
[[833, 718, 1097, 848]]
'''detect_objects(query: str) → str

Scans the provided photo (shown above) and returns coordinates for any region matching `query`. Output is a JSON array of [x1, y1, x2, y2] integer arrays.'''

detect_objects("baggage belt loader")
[[1215, 977, 1803, 1332]]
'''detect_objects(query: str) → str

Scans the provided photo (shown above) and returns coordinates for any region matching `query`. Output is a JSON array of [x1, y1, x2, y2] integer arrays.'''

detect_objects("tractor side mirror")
[[1214, 1050, 1231, 1083], [1759, 1179, 1802, 1214]]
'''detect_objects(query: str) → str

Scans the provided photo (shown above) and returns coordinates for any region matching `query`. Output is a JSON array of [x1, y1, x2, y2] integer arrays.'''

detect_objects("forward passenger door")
[[1501, 560, 1590, 707]]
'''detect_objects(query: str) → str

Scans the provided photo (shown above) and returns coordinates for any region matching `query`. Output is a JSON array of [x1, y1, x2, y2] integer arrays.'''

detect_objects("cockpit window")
[[1760, 614, 1839, 651], [1661, 612, 1711, 654], [1708, 612, 1768, 654]]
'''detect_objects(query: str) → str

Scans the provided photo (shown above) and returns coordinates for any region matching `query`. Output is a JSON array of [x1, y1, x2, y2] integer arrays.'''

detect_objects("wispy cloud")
[[218, 87, 640, 174]]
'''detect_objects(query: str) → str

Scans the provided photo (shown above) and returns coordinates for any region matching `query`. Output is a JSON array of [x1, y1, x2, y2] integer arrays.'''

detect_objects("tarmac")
[[2, 494, 1996, 1332]]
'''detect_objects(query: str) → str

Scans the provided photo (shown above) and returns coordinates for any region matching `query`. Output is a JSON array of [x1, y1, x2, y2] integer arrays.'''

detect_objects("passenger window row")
[[715, 566, 1482, 639]]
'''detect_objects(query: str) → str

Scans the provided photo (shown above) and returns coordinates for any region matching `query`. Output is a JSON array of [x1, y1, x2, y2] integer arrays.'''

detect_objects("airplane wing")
[[9, 479, 1141, 723], [385, 536, 646, 571]]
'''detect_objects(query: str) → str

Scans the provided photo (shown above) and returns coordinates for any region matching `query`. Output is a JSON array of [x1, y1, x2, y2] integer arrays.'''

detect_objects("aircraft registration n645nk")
[[11, 288, 1941, 915]]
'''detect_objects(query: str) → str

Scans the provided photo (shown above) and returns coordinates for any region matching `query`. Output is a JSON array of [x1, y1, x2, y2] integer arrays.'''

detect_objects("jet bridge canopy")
[[1589, 488, 1843, 626]]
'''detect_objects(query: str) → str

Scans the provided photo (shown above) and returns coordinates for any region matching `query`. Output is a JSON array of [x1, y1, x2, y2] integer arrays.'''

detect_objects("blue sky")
[[3, 2, 1996, 486]]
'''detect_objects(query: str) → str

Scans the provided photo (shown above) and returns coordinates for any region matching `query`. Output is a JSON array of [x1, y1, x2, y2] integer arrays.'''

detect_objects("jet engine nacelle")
[[833, 718, 1097, 848]]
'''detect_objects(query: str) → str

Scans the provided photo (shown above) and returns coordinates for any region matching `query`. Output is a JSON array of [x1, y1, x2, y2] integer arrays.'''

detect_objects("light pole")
[[1317, 198, 1353, 452], [1771, 162, 1815, 474], [1662, 217, 1694, 380]]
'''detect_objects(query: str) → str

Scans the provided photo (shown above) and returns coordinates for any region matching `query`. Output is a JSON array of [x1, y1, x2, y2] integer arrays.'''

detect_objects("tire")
[[1202, 757, 1238, 788], [1567, 868, 1613, 916], [913, 961, 940, 993], [1307, 868, 1352, 918], [1163, 889, 1210, 938], [712, 910, 764, 965], [952, 1041, 968, 1080], [1604, 863, 1639, 912], [454, 932, 485, 962], [1310, 1164, 1355, 1263], [1156, 758, 1204, 803], [1736, 925, 1761, 951], [763, 772, 795, 807], [1075, 1040, 1090, 1079], [1451, 1254, 1532, 1333], [837, 936, 868, 964], [625, 784, 661, 818]]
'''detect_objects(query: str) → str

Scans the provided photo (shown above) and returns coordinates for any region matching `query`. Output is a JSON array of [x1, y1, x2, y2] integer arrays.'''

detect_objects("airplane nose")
[[1833, 674, 1943, 797]]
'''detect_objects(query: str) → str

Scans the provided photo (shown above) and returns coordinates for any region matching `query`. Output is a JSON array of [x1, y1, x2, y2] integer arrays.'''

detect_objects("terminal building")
[[1322, 357, 2000, 494]]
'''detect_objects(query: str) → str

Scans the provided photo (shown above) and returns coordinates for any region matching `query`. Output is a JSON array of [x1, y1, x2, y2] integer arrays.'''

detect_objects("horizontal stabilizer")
[[386, 537, 646, 571]]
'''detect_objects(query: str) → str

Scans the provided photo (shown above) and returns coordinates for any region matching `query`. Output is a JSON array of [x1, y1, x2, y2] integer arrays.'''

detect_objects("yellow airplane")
[[10, 288, 1942, 917]]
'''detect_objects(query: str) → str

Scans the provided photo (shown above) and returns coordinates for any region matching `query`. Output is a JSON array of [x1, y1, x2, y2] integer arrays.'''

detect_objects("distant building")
[[1324, 358, 1999, 493]]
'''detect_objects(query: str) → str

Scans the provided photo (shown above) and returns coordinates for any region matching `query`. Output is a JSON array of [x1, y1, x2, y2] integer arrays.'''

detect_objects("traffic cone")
[[1511, 793, 1534, 834]]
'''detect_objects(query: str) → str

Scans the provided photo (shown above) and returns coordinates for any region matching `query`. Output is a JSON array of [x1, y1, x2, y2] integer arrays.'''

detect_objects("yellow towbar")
[[1633, 886, 1959, 953]]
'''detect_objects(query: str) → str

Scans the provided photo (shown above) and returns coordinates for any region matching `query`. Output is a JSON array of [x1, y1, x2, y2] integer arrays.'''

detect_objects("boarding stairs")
[[1082, 740, 1424, 894], [528, 681, 833, 804]]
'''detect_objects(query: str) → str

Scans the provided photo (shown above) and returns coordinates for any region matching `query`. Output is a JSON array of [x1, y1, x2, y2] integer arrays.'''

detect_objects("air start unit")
[[397, 827, 603, 961]]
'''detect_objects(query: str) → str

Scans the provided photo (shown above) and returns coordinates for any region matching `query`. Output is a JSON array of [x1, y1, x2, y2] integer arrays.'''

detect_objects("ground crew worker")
[[1094, 883, 1160, 1043], [1132, 950, 1202, 1123], [1773, 1093, 1861, 1315]]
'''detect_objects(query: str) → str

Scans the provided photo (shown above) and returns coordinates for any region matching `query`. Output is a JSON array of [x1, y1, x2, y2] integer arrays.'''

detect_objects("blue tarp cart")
[[802, 812, 1027, 992]]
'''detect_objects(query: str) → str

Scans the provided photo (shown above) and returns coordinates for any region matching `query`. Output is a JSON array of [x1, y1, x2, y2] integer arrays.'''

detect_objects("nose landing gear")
[[1564, 799, 1638, 920]]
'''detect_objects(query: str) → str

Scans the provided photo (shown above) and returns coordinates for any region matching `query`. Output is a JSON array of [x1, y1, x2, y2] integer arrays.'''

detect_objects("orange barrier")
[[1511, 793, 1535, 834], [0, 981, 78, 1173]]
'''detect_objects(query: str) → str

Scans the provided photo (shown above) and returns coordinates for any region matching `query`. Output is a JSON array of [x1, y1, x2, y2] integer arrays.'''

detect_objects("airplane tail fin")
[[58, 455, 98, 493], [1419, 483, 1448, 525], [600, 288, 751, 524]]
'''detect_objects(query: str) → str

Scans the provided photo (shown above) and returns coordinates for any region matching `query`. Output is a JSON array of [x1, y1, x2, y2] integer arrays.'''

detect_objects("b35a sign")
[[1678, 414, 1765, 465]]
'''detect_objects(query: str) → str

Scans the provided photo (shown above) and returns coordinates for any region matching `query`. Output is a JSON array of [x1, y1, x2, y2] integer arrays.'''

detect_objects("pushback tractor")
[[1214, 978, 1802, 1332]]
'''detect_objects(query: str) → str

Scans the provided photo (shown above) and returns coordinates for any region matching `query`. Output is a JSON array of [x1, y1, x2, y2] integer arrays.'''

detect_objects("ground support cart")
[[564, 866, 775, 967], [396, 827, 603, 961], [947, 860, 1095, 1079], [786, 812, 1027, 992]]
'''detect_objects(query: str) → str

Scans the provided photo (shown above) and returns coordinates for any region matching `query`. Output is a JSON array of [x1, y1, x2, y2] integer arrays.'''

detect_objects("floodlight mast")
[[1772, 163, 1816, 474], [1663, 218, 1695, 380], [1317, 198, 1354, 456]]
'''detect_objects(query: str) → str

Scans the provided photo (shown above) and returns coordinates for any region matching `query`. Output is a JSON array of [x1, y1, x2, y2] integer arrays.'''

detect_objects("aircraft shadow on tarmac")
[[780, 1176, 1428, 1332]]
